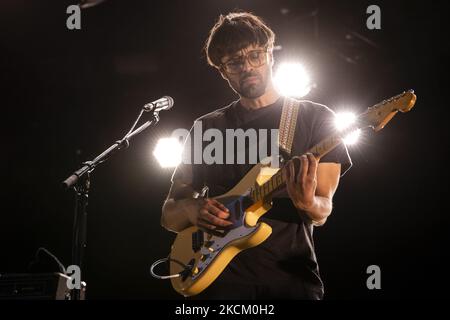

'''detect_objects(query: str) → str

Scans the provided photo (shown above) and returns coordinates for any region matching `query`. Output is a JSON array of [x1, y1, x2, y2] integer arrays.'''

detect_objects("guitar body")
[[170, 162, 275, 297], [168, 90, 417, 297]]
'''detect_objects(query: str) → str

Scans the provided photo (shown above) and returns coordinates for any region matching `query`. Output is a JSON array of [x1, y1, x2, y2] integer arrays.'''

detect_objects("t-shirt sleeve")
[[170, 121, 205, 192], [309, 105, 352, 177]]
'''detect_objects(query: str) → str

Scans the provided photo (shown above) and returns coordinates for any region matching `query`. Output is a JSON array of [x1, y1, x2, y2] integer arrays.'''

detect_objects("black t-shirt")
[[172, 96, 352, 299]]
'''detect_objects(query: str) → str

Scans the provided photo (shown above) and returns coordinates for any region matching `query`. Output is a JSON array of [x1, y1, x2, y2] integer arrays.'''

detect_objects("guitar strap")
[[278, 97, 300, 158], [199, 97, 300, 197]]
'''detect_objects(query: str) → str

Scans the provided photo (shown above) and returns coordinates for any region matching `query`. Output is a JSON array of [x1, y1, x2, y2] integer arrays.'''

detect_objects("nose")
[[241, 57, 254, 73]]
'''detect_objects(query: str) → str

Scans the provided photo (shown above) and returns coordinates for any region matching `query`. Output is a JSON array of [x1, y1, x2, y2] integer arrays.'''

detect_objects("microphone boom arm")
[[62, 112, 159, 189], [61, 99, 169, 300]]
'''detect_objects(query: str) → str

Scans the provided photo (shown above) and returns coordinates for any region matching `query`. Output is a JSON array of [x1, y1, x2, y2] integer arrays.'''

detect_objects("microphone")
[[143, 96, 174, 112]]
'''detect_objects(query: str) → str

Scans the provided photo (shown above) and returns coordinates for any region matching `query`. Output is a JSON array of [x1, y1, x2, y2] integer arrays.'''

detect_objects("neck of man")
[[239, 81, 281, 110]]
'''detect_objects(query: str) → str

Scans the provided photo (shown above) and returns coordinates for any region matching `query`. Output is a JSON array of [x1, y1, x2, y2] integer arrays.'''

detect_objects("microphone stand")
[[62, 109, 161, 300]]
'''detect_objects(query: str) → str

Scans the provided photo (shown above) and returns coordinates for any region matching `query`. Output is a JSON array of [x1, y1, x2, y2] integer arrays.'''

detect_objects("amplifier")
[[0, 272, 74, 300]]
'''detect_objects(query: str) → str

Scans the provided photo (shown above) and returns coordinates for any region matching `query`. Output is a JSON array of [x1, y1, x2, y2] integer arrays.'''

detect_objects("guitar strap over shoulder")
[[278, 97, 300, 158]]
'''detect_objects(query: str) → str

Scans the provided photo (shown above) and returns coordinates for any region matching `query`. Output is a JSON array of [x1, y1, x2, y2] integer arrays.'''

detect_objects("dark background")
[[1, 0, 448, 299]]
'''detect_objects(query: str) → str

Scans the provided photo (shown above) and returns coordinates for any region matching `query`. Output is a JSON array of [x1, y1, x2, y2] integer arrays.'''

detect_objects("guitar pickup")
[[191, 230, 204, 253]]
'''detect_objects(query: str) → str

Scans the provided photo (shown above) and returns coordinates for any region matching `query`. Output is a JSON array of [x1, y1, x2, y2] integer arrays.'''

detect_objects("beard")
[[235, 71, 268, 99]]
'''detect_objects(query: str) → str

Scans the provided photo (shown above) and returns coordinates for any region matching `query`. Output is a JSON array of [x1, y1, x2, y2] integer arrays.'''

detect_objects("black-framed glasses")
[[221, 49, 268, 74]]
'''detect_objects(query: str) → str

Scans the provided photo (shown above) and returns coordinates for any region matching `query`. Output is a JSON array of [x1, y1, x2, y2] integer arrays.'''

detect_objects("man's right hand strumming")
[[161, 181, 232, 233], [189, 198, 232, 234]]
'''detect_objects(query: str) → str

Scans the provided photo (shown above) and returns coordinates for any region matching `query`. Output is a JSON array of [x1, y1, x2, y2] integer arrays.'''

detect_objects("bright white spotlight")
[[274, 63, 311, 98], [343, 129, 361, 145], [153, 137, 183, 168], [334, 112, 357, 131]]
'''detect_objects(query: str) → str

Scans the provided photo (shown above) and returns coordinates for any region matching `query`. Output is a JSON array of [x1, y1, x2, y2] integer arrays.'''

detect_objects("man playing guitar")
[[161, 11, 351, 299]]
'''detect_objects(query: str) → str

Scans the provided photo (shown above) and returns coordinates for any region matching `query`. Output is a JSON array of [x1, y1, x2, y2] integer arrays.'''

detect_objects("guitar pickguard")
[[191, 193, 258, 281]]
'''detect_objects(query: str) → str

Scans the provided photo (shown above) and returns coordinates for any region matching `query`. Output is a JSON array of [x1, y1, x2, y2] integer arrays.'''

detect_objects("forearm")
[[298, 195, 333, 226], [161, 198, 195, 233]]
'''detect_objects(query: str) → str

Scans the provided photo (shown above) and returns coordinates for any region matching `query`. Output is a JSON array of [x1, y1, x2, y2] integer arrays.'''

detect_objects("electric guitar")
[[169, 90, 417, 296]]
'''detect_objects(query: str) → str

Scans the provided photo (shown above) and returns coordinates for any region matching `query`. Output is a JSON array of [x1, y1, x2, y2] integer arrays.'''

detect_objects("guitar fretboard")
[[250, 131, 346, 202]]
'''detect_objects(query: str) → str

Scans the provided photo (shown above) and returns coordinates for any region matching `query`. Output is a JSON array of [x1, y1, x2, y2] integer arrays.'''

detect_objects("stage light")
[[273, 62, 311, 98], [153, 137, 183, 168], [334, 112, 356, 131], [343, 129, 361, 145]]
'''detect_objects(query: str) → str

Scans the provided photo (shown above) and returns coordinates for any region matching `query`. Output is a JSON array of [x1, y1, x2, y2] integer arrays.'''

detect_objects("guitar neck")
[[250, 90, 417, 202], [251, 131, 345, 201]]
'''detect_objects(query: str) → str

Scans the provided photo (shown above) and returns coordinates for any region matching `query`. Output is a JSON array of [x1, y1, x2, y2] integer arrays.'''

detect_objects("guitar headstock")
[[359, 90, 417, 131]]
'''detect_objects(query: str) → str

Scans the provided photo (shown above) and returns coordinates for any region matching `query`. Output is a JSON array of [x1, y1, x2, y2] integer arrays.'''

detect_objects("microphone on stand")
[[143, 96, 174, 112]]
